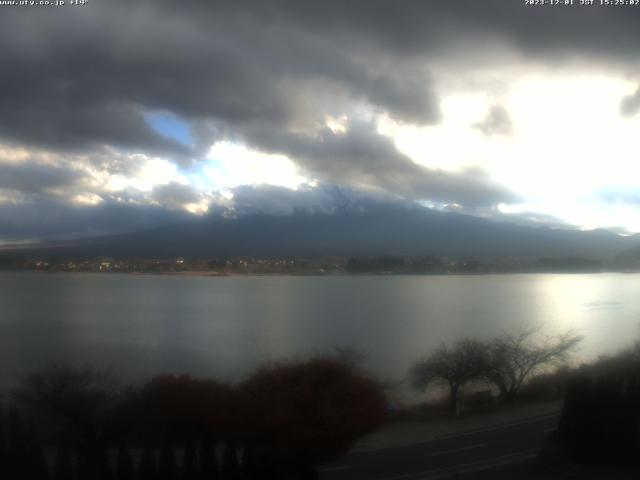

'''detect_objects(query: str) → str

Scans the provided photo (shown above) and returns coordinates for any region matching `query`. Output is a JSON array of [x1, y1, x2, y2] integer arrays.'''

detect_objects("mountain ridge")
[[3, 204, 639, 260]]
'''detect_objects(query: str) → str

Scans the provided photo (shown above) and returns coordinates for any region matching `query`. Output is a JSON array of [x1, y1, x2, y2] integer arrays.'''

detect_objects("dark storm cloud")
[[245, 0, 640, 63], [474, 105, 513, 137], [0, 0, 445, 158], [337, 66, 441, 125], [0, 96, 191, 160], [0, 198, 194, 240], [0, 161, 87, 196], [2, 1, 638, 154]]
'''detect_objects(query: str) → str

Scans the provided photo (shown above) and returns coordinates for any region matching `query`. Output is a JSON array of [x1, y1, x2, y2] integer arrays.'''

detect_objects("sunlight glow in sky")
[[378, 72, 640, 232], [203, 142, 310, 191], [106, 157, 188, 193]]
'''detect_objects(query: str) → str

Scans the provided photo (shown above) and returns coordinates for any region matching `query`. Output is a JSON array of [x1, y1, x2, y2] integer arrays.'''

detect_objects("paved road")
[[319, 412, 560, 480]]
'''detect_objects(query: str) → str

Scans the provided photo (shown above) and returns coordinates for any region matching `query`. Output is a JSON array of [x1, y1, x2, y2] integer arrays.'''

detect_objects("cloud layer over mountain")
[[2, 1, 640, 240]]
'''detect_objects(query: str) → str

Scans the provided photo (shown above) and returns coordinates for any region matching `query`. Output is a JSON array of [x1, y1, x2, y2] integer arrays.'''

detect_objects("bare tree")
[[333, 346, 367, 369], [410, 339, 486, 416], [484, 326, 582, 402]]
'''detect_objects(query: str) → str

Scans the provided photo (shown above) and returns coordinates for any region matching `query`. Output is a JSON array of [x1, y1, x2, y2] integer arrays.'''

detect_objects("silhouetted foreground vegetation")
[[407, 328, 640, 473], [556, 342, 640, 467], [410, 326, 582, 416], [0, 357, 386, 479]]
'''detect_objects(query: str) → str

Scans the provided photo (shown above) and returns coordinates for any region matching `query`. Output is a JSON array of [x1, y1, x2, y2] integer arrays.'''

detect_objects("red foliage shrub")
[[239, 358, 386, 464]]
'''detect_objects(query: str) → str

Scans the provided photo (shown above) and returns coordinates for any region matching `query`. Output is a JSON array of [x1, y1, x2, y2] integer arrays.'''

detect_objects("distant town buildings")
[[0, 253, 619, 275]]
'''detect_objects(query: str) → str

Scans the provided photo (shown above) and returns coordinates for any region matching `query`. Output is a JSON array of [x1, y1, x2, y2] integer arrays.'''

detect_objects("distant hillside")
[[613, 244, 640, 270], [4, 204, 639, 260]]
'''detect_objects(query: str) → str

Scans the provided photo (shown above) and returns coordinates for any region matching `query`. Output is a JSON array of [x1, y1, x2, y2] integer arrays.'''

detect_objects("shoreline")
[[1, 269, 639, 277]]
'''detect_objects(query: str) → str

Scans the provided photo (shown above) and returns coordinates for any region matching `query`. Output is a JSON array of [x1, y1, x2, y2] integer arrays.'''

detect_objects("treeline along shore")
[[1, 253, 639, 275]]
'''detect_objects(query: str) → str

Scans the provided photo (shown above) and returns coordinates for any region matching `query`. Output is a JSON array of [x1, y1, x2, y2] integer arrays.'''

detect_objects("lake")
[[1, 272, 638, 391]]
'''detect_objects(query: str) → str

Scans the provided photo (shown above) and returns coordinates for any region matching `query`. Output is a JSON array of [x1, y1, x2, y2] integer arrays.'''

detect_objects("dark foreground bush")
[[3, 358, 386, 479], [240, 358, 387, 475], [136, 374, 239, 442], [518, 366, 572, 402], [558, 352, 640, 466]]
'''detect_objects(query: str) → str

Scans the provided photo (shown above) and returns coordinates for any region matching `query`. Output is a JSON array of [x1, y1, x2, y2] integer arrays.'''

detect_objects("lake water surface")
[[1, 272, 639, 389]]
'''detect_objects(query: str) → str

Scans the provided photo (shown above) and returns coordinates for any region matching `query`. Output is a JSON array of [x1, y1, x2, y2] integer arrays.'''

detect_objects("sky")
[[2, 0, 640, 242]]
